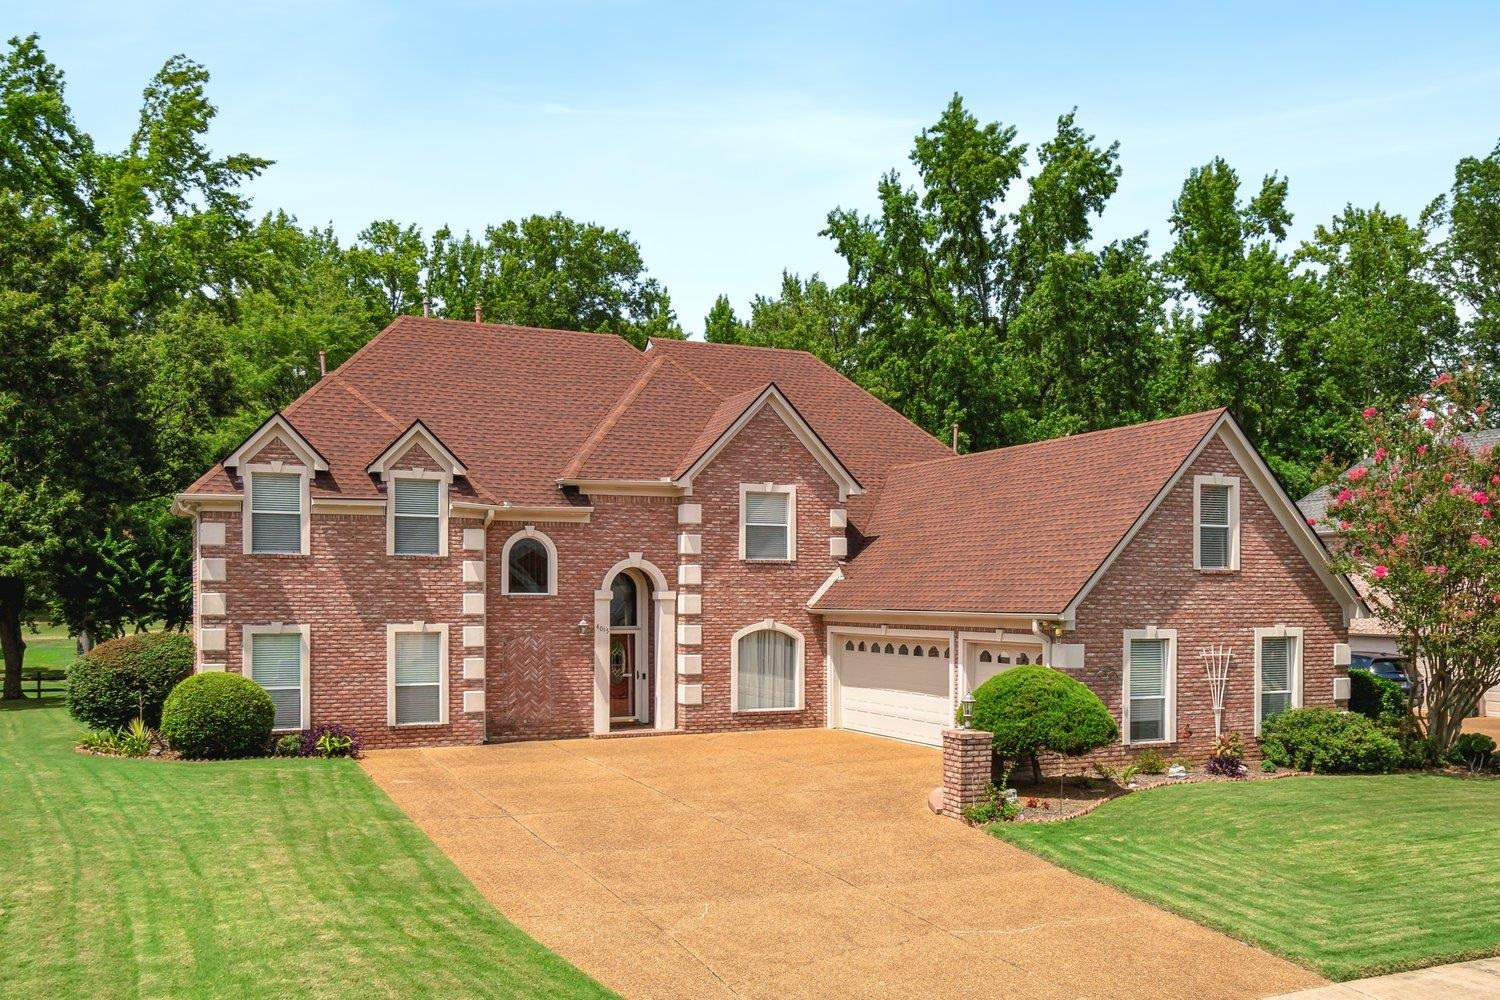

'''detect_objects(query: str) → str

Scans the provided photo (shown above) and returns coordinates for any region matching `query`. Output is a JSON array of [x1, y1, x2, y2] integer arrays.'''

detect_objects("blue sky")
[[14, 1, 1500, 332]]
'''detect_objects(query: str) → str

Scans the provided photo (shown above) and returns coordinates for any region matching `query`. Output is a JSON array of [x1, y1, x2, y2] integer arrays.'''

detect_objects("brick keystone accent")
[[942, 727, 994, 817]]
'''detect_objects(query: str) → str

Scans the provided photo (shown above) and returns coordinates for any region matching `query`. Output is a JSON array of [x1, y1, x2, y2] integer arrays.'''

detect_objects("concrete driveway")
[[362, 729, 1322, 999]]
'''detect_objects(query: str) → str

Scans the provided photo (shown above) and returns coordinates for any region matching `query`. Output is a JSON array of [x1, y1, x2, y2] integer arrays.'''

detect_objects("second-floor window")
[[1195, 475, 1240, 570], [741, 485, 795, 561], [249, 471, 304, 554], [392, 478, 441, 555]]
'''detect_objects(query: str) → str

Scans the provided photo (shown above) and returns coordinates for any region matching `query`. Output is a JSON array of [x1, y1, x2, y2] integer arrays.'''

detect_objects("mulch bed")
[[1004, 765, 1305, 823]]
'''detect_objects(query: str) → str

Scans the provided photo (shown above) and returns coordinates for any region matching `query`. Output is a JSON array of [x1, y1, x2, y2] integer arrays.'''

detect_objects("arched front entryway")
[[593, 555, 675, 734]]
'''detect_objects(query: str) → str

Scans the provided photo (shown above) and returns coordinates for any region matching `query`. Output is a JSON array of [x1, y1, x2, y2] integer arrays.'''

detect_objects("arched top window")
[[844, 640, 855, 651], [857, 641, 866, 652], [1017, 653, 1030, 665], [928, 646, 940, 657], [501, 529, 557, 596], [610, 573, 638, 627], [732, 622, 803, 712], [913, 646, 925, 657], [884, 643, 895, 654], [898, 644, 909, 655], [979, 649, 992, 663]]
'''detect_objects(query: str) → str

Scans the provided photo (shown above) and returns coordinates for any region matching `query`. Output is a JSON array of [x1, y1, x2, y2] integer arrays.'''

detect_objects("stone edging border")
[[1013, 768, 1308, 824]]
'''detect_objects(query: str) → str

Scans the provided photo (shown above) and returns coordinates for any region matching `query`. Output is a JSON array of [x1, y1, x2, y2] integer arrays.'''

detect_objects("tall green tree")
[[1287, 205, 1458, 478], [1428, 139, 1500, 399], [0, 37, 252, 693], [703, 293, 745, 343]]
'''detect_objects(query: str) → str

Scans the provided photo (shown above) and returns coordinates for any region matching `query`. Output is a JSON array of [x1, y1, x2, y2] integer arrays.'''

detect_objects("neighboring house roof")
[[1298, 427, 1500, 530], [183, 316, 949, 508], [814, 410, 1227, 615]]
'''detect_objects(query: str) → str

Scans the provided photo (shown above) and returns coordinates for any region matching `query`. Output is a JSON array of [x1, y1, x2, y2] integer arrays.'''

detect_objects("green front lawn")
[[21, 622, 77, 672], [994, 775, 1500, 981], [0, 698, 612, 1000]]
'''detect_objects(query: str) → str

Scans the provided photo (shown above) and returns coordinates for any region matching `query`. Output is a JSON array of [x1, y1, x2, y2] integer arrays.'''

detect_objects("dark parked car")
[[1351, 653, 1414, 698]]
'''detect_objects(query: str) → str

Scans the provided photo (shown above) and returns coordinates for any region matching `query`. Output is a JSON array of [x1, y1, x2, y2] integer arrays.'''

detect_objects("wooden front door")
[[609, 634, 635, 718]]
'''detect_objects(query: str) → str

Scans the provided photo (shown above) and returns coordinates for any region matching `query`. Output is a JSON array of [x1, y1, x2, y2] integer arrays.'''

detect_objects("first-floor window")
[[1259, 633, 1299, 728], [392, 629, 444, 725], [249, 631, 305, 730], [736, 626, 800, 711], [1127, 637, 1170, 742]]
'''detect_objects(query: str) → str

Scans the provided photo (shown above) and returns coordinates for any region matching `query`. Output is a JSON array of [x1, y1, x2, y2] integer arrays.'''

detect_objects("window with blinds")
[[393, 478, 441, 555], [393, 630, 442, 725], [1198, 483, 1231, 569], [743, 490, 791, 560], [1259, 635, 1296, 725], [250, 632, 304, 729], [1128, 638, 1169, 742], [250, 472, 303, 553]]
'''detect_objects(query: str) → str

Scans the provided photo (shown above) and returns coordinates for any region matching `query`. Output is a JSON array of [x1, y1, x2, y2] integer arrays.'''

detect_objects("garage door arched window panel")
[[731, 622, 803, 712], [502, 528, 557, 596], [1123, 629, 1177, 744]]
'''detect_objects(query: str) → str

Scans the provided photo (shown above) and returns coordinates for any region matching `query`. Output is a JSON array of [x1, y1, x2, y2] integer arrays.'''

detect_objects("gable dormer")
[[366, 421, 469, 557], [223, 414, 328, 556]]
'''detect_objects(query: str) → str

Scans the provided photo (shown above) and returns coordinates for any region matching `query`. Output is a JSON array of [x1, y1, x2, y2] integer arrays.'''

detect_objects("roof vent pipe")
[[474, 303, 483, 324], [318, 350, 327, 378], [951, 422, 960, 454], [422, 293, 431, 318]]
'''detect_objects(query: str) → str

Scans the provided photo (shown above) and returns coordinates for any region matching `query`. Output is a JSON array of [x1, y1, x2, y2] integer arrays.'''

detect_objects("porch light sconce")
[[1045, 621, 1066, 642], [576, 618, 589, 638], [960, 694, 975, 729]]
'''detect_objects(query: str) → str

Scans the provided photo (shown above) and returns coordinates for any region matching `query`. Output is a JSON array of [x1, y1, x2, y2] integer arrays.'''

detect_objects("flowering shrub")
[[1314, 369, 1500, 755]]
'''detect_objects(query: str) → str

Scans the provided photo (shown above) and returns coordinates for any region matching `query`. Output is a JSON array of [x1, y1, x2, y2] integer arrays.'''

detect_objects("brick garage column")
[[942, 728, 994, 817]]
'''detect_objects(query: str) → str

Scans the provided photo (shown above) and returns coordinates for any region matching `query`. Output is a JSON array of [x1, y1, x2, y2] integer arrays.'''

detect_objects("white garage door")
[[1485, 683, 1500, 717], [833, 637, 951, 747]]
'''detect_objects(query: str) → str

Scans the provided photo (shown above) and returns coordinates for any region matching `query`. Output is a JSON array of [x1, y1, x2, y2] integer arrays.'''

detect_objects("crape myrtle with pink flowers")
[[1314, 369, 1500, 755]]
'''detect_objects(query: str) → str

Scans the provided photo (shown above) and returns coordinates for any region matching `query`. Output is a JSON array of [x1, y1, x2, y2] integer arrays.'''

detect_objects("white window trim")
[[739, 482, 797, 562], [730, 619, 805, 713], [387, 470, 449, 557], [241, 623, 311, 732], [243, 464, 311, 556], [1193, 473, 1240, 571], [499, 526, 558, 596], [1253, 625, 1304, 736], [386, 622, 450, 727], [1121, 627, 1177, 746]]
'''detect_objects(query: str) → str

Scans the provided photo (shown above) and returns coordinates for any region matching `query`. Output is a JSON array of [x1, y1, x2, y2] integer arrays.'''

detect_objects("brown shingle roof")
[[184, 317, 949, 509], [817, 409, 1227, 615]]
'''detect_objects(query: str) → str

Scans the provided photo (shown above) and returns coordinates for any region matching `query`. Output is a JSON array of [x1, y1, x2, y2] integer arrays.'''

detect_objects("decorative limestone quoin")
[[175, 316, 1366, 755]]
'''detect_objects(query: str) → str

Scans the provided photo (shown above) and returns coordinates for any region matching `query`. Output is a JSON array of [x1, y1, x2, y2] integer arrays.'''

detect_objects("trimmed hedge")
[[66, 632, 195, 730], [971, 665, 1119, 780], [160, 673, 275, 760], [1259, 707, 1402, 774], [1348, 668, 1406, 723]]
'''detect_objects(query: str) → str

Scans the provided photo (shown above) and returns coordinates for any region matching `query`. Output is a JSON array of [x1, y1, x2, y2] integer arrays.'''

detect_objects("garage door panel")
[[834, 642, 950, 747]]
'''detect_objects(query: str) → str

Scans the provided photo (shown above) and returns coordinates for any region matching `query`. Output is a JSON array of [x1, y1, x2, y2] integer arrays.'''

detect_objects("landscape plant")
[[1131, 747, 1168, 775], [970, 665, 1119, 783], [159, 672, 274, 760], [1258, 707, 1402, 774], [1205, 732, 1247, 777], [1445, 732, 1496, 772], [1348, 667, 1409, 724], [301, 722, 362, 759], [1316, 370, 1500, 755], [65, 632, 194, 729]]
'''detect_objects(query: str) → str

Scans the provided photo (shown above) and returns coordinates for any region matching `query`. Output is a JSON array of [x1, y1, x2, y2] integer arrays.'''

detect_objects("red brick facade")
[[1068, 438, 1348, 767], [190, 394, 1350, 758]]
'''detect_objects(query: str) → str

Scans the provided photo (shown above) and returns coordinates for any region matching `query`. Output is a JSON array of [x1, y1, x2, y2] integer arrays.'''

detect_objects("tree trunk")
[[1030, 752, 1042, 785], [0, 577, 26, 701]]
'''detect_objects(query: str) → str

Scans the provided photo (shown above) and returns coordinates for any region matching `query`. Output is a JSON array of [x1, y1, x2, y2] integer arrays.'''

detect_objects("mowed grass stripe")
[[0, 699, 614, 1000], [995, 774, 1500, 980]]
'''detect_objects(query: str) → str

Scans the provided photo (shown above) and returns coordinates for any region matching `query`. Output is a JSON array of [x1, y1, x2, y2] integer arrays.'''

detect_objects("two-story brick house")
[[176, 316, 1364, 758]]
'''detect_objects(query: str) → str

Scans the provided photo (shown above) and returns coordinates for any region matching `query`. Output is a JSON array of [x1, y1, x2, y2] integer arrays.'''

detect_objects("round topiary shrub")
[[970, 665, 1120, 783], [66, 632, 196, 730], [1258, 707, 1402, 774], [160, 672, 275, 760]]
